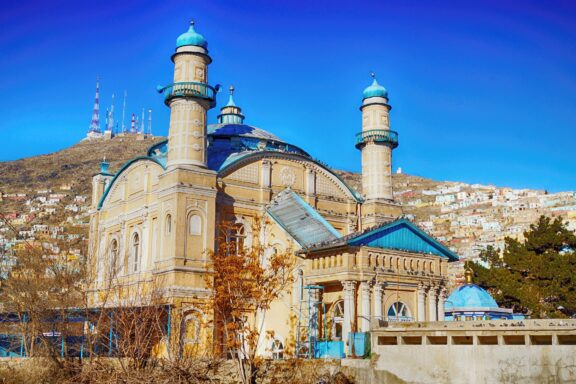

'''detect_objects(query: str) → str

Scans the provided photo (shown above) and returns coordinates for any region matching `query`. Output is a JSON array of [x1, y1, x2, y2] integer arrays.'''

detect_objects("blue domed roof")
[[363, 77, 388, 99], [176, 22, 207, 49], [445, 284, 499, 309]]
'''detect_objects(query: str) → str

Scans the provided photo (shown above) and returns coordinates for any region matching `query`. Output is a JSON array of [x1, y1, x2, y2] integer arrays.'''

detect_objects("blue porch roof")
[[348, 219, 459, 261]]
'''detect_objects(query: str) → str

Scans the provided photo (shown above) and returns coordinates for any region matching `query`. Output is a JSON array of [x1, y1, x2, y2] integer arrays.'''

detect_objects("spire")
[[148, 109, 153, 136], [464, 262, 474, 284], [217, 85, 245, 124], [121, 91, 127, 133], [140, 108, 145, 134], [89, 77, 101, 133], [106, 94, 115, 132], [226, 85, 236, 107], [130, 113, 136, 134]]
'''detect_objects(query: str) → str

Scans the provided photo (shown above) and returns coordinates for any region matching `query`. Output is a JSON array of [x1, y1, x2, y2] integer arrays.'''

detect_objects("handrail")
[[157, 82, 217, 105], [355, 129, 399, 149]]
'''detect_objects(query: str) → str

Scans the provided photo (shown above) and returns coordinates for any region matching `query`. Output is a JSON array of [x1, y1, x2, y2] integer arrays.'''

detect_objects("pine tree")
[[471, 216, 576, 318]]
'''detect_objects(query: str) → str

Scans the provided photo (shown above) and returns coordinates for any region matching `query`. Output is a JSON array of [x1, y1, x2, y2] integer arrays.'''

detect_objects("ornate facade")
[[88, 21, 458, 357]]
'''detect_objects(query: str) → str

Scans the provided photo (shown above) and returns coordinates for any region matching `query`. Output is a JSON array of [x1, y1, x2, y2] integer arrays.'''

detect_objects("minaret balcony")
[[157, 82, 217, 106], [355, 129, 399, 149]]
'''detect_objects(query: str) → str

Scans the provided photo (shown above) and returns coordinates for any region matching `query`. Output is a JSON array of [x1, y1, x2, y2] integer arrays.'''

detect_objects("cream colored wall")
[[219, 155, 360, 236]]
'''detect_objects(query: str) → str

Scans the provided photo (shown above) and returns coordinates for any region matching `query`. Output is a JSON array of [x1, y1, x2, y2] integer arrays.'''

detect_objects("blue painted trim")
[[97, 156, 166, 210], [219, 151, 363, 202], [348, 219, 459, 261], [147, 139, 168, 157]]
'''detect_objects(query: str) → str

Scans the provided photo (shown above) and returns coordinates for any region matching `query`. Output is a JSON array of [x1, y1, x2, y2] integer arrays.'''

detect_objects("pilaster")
[[360, 281, 371, 332]]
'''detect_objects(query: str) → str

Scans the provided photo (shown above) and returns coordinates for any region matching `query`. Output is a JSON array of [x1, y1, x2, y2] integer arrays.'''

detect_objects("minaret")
[[217, 86, 245, 124], [87, 77, 101, 138], [158, 20, 216, 169], [153, 21, 218, 316], [147, 109, 153, 136], [357, 73, 402, 228]]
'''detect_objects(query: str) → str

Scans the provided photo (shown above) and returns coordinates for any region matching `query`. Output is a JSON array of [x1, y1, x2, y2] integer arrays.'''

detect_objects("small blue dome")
[[445, 284, 499, 309], [176, 21, 207, 49], [363, 76, 388, 99]]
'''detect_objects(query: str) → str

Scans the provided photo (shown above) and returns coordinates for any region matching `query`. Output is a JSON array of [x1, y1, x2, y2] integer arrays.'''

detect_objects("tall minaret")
[[357, 73, 402, 228], [217, 85, 245, 124], [158, 20, 216, 169], [87, 77, 101, 137]]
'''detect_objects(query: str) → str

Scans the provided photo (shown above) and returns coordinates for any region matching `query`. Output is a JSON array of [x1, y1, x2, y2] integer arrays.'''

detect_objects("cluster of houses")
[[395, 180, 576, 261], [0, 187, 89, 264]]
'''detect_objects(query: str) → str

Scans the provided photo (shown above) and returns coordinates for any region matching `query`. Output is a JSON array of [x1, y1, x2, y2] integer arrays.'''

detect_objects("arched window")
[[109, 239, 119, 278], [387, 302, 412, 322], [180, 312, 201, 347], [229, 224, 246, 254], [132, 233, 140, 273], [189, 215, 202, 236], [331, 300, 344, 340], [271, 339, 284, 359], [165, 214, 172, 235]]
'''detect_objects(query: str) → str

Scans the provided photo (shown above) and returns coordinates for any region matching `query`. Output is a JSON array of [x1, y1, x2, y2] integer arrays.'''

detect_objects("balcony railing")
[[157, 82, 217, 105], [355, 129, 399, 149]]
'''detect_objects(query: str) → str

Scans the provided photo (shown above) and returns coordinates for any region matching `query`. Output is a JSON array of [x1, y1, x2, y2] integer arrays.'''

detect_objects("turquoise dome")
[[176, 22, 207, 49], [445, 284, 499, 309], [363, 77, 388, 99]]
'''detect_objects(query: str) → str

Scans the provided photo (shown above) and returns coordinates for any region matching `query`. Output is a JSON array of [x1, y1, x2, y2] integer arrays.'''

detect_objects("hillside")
[[0, 136, 166, 196], [1, 137, 575, 263]]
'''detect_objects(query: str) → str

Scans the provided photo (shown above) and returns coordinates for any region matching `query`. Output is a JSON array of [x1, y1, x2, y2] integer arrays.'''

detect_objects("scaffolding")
[[296, 285, 327, 358]]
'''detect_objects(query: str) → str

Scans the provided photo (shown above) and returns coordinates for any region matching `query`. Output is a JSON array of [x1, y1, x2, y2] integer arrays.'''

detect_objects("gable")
[[348, 220, 459, 261]]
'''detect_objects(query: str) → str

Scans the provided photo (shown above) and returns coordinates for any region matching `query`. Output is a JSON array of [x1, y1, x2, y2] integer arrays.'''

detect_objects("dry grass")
[[0, 136, 165, 196]]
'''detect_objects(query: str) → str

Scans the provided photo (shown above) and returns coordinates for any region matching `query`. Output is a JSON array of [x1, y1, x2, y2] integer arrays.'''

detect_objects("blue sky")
[[1, 0, 575, 192]]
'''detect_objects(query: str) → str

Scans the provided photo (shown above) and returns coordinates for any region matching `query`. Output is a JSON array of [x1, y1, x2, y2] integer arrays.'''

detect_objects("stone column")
[[417, 283, 426, 322], [428, 285, 438, 321], [309, 287, 322, 340], [437, 287, 447, 321], [342, 281, 356, 349], [373, 283, 384, 322], [360, 281, 371, 332]]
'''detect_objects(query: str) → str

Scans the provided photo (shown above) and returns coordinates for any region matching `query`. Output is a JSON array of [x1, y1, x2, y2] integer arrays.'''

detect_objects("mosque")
[[88, 21, 463, 357]]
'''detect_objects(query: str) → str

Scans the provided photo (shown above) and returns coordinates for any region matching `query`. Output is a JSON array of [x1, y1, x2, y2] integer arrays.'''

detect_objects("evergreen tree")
[[471, 216, 576, 318]]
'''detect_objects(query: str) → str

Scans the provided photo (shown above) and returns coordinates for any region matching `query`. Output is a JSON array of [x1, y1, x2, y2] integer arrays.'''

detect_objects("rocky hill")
[[1, 137, 575, 262], [0, 136, 166, 197]]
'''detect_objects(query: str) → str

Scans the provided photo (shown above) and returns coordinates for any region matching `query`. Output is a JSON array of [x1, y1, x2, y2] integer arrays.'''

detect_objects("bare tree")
[[206, 218, 295, 384]]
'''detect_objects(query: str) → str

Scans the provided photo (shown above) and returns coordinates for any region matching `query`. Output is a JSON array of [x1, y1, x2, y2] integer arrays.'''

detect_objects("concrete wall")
[[361, 344, 576, 384], [343, 319, 576, 383]]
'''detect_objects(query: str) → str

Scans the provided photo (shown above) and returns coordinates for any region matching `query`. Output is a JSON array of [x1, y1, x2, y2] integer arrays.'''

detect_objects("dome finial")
[[100, 157, 110, 174], [370, 71, 375, 79], [230, 85, 235, 95], [464, 262, 474, 284], [176, 20, 207, 49]]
